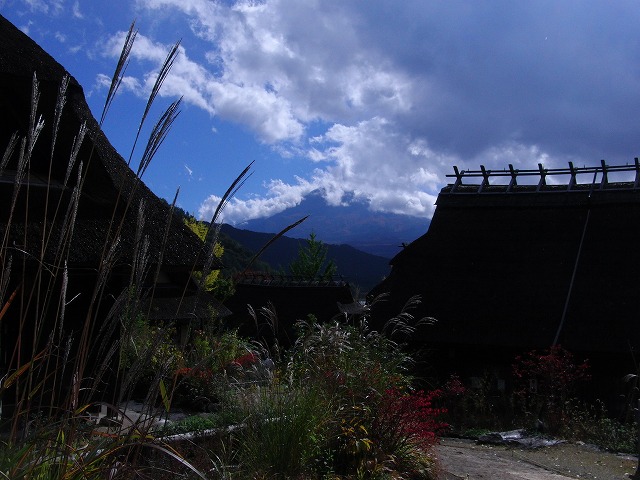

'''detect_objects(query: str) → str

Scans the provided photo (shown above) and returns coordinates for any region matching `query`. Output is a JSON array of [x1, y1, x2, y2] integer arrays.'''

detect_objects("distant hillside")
[[236, 190, 428, 259], [220, 224, 391, 294]]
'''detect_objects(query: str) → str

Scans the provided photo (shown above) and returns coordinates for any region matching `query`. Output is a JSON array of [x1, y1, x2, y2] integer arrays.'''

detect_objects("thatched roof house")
[[0, 14, 206, 272], [0, 15, 219, 414], [370, 163, 640, 403]]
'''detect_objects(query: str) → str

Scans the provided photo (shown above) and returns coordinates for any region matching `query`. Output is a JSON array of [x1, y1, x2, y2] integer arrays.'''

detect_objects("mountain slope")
[[235, 190, 429, 258], [220, 224, 391, 294]]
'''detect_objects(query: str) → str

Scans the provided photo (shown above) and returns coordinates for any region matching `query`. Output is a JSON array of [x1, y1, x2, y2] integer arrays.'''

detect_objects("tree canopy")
[[289, 232, 337, 280]]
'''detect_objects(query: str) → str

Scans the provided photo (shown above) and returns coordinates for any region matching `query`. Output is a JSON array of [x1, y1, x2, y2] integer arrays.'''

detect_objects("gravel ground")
[[435, 437, 638, 479]]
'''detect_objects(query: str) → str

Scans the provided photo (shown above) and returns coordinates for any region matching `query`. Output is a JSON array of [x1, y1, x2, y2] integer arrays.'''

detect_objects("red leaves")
[[375, 388, 449, 449], [512, 345, 590, 397]]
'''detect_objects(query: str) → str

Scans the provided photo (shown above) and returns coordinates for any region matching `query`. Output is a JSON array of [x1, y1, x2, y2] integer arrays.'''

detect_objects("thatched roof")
[[0, 14, 215, 271], [370, 177, 640, 355]]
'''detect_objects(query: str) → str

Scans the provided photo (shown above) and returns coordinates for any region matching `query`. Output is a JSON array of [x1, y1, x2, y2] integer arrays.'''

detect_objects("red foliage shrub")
[[513, 345, 590, 399], [373, 388, 449, 451], [512, 345, 590, 431], [230, 352, 258, 368]]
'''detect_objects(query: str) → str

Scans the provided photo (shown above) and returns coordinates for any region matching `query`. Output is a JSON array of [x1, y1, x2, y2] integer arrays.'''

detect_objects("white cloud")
[[22, 0, 62, 14], [72, 1, 83, 19], [130, 0, 640, 223], [198, 177, 314, 224], [100, 29, 304, 142]]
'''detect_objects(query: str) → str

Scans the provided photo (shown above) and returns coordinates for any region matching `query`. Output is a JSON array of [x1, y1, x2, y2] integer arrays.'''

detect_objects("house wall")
[[370, 185, 640, 403]]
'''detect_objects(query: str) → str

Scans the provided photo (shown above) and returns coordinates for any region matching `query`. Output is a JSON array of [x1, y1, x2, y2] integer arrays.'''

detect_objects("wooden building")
[[370, 162, 640, 404]]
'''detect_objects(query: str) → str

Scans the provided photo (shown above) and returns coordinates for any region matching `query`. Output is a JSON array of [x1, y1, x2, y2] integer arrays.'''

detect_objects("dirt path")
[[435, 437, 638, 479]]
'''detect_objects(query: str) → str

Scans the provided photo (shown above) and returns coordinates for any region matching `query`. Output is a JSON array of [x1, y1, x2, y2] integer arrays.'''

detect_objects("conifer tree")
[[289, 231, 337, 280]]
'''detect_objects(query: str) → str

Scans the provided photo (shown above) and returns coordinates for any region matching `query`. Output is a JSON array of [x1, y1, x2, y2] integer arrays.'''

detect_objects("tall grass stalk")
[[0, 22, 214, 479]]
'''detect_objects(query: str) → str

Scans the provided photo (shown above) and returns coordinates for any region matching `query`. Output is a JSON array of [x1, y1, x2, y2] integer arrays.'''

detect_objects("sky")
[[3, 1, 640, 224]]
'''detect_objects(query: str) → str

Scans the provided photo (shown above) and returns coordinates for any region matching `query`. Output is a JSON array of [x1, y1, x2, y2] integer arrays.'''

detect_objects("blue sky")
[[3, 1, 640, 224]]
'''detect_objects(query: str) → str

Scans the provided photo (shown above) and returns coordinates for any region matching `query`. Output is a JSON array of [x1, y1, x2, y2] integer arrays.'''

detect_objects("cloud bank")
[[95, 0, 640, 223]]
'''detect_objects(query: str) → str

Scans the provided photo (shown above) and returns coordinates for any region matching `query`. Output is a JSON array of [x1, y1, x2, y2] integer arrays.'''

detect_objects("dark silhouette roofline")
[[447, 160, 640, 194]]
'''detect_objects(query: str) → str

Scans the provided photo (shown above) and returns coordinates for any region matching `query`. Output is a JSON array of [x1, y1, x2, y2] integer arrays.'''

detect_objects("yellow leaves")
[[184, 217, 225, 293], [340, 418, 374, 456]]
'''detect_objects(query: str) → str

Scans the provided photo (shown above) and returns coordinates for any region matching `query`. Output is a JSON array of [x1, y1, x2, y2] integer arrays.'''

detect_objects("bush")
[[561, 399, 637, 453], [513, 345, 590, 433]]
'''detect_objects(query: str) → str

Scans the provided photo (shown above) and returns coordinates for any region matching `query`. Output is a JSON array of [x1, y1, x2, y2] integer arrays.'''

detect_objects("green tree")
[[289, 231, 337, 280]]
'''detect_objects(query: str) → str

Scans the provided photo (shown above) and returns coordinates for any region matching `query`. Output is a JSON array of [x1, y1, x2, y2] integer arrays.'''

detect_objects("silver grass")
[[63, 121, 86, 186], [127, 40, 181, 166], [0, 255, 11, 304], [245, 215, 309, 273], [210, 161, 254, 227], [95, 288, 128, 364], [382, 294, 437, 340], [7, 138, 28, 226], [26, 75, 45, 160], [55, 161, 83, 257], [96, 236, 121, 297], [136, 98, 181, 178], [50, 74, 70, 160], [0, 131, 19, 175], [131, 200, 151, 289], [67, 162, 83, 242], [100, 21, 137, 126], [135, 235, 151, 289], [58, 262, 68, 341]]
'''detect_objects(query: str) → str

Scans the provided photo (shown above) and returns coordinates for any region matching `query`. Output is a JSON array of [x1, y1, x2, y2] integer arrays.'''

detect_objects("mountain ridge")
[[234, 190, 429, 258], [220, 223, 391, 294]]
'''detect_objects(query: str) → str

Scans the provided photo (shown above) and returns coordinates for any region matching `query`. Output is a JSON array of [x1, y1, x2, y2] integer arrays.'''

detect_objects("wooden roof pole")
[[553, 170, 598, 346]]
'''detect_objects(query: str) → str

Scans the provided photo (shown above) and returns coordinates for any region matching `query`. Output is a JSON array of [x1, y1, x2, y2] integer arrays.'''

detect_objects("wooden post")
[[479, 165, 490, 193], [507, 164, 518, 192], [536, 163, 547, 192], [451, 166, 463, 192], [567, 161, 576, 191], [599, 159, 608, 189]]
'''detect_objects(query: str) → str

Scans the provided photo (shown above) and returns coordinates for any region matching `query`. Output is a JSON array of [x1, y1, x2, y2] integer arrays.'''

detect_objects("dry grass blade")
[[27, 74, 45, 158], [0, 254, 11, 302], [382, 294, 436, 340], [50, 73, 70, 159], [100, 20, 137, 126], [0, 131, 19, 175], [128, 40, 181, 166], [0, 284, 19, 324], [136, 98, 181, 178], [63, 121, 86, 186], [210, 161, 254, 226], [244, 215, 309, 273], [55, 162, 83, 257], [143, 443, 209, 480]]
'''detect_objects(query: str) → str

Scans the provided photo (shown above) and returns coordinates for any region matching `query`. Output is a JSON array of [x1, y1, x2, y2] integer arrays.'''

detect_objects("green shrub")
[[235, 383, 332, 478], [561, 399, 637, 453]]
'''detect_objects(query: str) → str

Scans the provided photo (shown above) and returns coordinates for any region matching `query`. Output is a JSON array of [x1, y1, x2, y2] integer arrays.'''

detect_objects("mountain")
[[220, 224, 391, 294], [235, 190, 429, 258]]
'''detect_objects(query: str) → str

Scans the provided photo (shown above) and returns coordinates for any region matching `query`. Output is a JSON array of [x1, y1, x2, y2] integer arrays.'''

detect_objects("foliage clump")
[[289, 231, 337, 280]]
